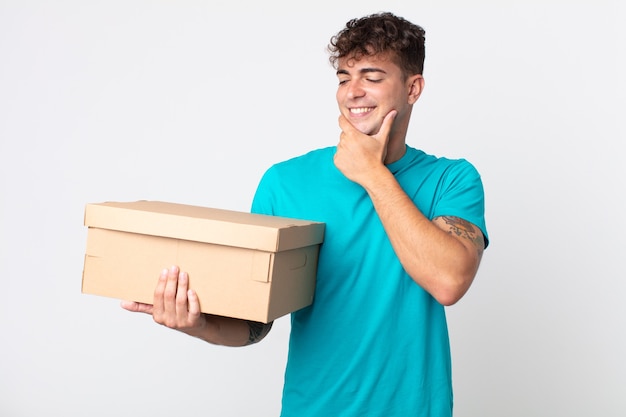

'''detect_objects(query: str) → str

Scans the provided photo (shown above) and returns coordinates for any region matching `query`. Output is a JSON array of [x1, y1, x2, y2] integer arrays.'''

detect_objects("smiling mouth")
[[350, 107, 375, 115]]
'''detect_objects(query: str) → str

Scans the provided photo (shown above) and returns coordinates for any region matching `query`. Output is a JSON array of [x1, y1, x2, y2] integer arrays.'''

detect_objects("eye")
[[367, 78, 383, 83], [338, 79, 349, 86]]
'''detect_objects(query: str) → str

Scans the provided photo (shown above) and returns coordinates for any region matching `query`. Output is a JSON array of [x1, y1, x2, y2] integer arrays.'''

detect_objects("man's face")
[[335, 53, 417, 136]]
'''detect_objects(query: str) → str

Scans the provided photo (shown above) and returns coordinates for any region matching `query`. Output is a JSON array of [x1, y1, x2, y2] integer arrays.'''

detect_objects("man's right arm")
[[120, 265, 273, 347]]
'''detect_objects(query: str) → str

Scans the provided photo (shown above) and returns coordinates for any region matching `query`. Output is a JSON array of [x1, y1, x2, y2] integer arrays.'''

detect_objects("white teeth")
[[350, 107, 373, 114]]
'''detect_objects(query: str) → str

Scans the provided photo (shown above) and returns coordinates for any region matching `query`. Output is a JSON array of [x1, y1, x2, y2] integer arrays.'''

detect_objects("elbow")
[[405, 245, 482, 306], [430, 271, 476, 306], [433, 287, 465, 306], [435, 251, 481, 306]]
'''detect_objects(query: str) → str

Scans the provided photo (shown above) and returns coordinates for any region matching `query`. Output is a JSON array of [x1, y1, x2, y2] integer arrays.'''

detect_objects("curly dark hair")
[[328, 12, 426, 77]]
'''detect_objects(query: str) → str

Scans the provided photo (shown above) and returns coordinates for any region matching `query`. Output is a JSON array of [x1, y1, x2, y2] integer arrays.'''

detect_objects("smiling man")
[[123, 11, 489, 417], [251, 13, 488, 415]]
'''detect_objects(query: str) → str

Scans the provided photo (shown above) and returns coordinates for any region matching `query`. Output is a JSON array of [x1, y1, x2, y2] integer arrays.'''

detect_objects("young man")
[[123, 12, 488, 416]]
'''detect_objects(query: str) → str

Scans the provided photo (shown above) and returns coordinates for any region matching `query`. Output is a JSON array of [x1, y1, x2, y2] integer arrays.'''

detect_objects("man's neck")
[[384, 140, 407, 165]]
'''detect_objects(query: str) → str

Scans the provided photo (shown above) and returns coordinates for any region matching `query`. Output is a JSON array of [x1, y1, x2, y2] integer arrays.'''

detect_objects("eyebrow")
[[336, 67, 388, 76]]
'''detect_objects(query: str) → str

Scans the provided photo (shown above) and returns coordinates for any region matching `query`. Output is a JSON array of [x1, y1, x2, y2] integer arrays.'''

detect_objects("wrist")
[[361, 164, 395, 195]]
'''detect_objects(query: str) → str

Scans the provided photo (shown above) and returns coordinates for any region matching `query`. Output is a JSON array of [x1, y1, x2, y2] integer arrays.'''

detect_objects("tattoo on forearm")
[[246, 320, 273, 345], [440, 216, 485, 255]]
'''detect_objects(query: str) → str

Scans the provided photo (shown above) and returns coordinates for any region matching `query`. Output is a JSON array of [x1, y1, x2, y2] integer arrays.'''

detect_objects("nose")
[[346, 79, 365, 99]]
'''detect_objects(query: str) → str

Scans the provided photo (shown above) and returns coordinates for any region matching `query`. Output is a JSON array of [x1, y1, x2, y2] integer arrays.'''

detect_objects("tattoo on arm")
[[439, 216, 485, 256], [245, 320, 273, 345]]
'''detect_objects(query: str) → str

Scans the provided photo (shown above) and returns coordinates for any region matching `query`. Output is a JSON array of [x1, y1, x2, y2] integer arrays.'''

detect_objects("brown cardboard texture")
[[82, 201, 325, 323]]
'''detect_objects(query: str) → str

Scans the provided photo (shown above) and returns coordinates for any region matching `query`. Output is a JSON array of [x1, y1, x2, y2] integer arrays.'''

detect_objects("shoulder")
[[258, 147, 336, 184], [270, 147, 335, 171], [252, 147, 337, 215], [411, 149, 488, 246]]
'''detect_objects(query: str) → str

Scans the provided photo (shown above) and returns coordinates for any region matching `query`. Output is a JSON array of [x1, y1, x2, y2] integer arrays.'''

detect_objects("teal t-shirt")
[[251, 146, 488, 417]]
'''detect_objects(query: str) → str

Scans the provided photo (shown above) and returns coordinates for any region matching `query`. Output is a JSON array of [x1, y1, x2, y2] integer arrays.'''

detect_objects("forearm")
[[186, 316, 273, 347], [363, 167, 480, 305]]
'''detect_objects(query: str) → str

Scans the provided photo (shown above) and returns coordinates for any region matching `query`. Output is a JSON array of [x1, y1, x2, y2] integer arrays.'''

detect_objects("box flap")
[[84, 201, 325, 252]]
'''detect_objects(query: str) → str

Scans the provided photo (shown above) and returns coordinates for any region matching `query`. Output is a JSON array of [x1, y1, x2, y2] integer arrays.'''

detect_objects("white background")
[[1, 1, 624, 416]]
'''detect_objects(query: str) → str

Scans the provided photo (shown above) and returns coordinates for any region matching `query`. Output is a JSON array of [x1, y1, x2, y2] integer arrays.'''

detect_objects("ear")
[[407, 75, 425, 104]]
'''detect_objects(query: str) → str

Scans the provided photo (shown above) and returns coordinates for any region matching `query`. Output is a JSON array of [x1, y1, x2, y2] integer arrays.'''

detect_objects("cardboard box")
[[82, 201, 325, 323]]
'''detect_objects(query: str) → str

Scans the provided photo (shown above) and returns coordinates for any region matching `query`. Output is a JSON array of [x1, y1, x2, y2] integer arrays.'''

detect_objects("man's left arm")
[[363, 171, 484, 306], [334, 112, 485, 306]]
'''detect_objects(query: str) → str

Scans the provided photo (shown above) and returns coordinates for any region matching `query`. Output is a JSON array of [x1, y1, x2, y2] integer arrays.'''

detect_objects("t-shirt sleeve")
[[433, 159, 489, 248]]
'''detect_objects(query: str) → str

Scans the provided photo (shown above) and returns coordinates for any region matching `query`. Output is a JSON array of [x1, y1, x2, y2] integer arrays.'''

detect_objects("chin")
[[352, 122, 379, 135], [361, 126, 380, 136]]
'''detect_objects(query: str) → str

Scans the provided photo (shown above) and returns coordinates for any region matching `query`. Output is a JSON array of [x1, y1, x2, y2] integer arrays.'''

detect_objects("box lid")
[[84, 201, 325, 252]]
